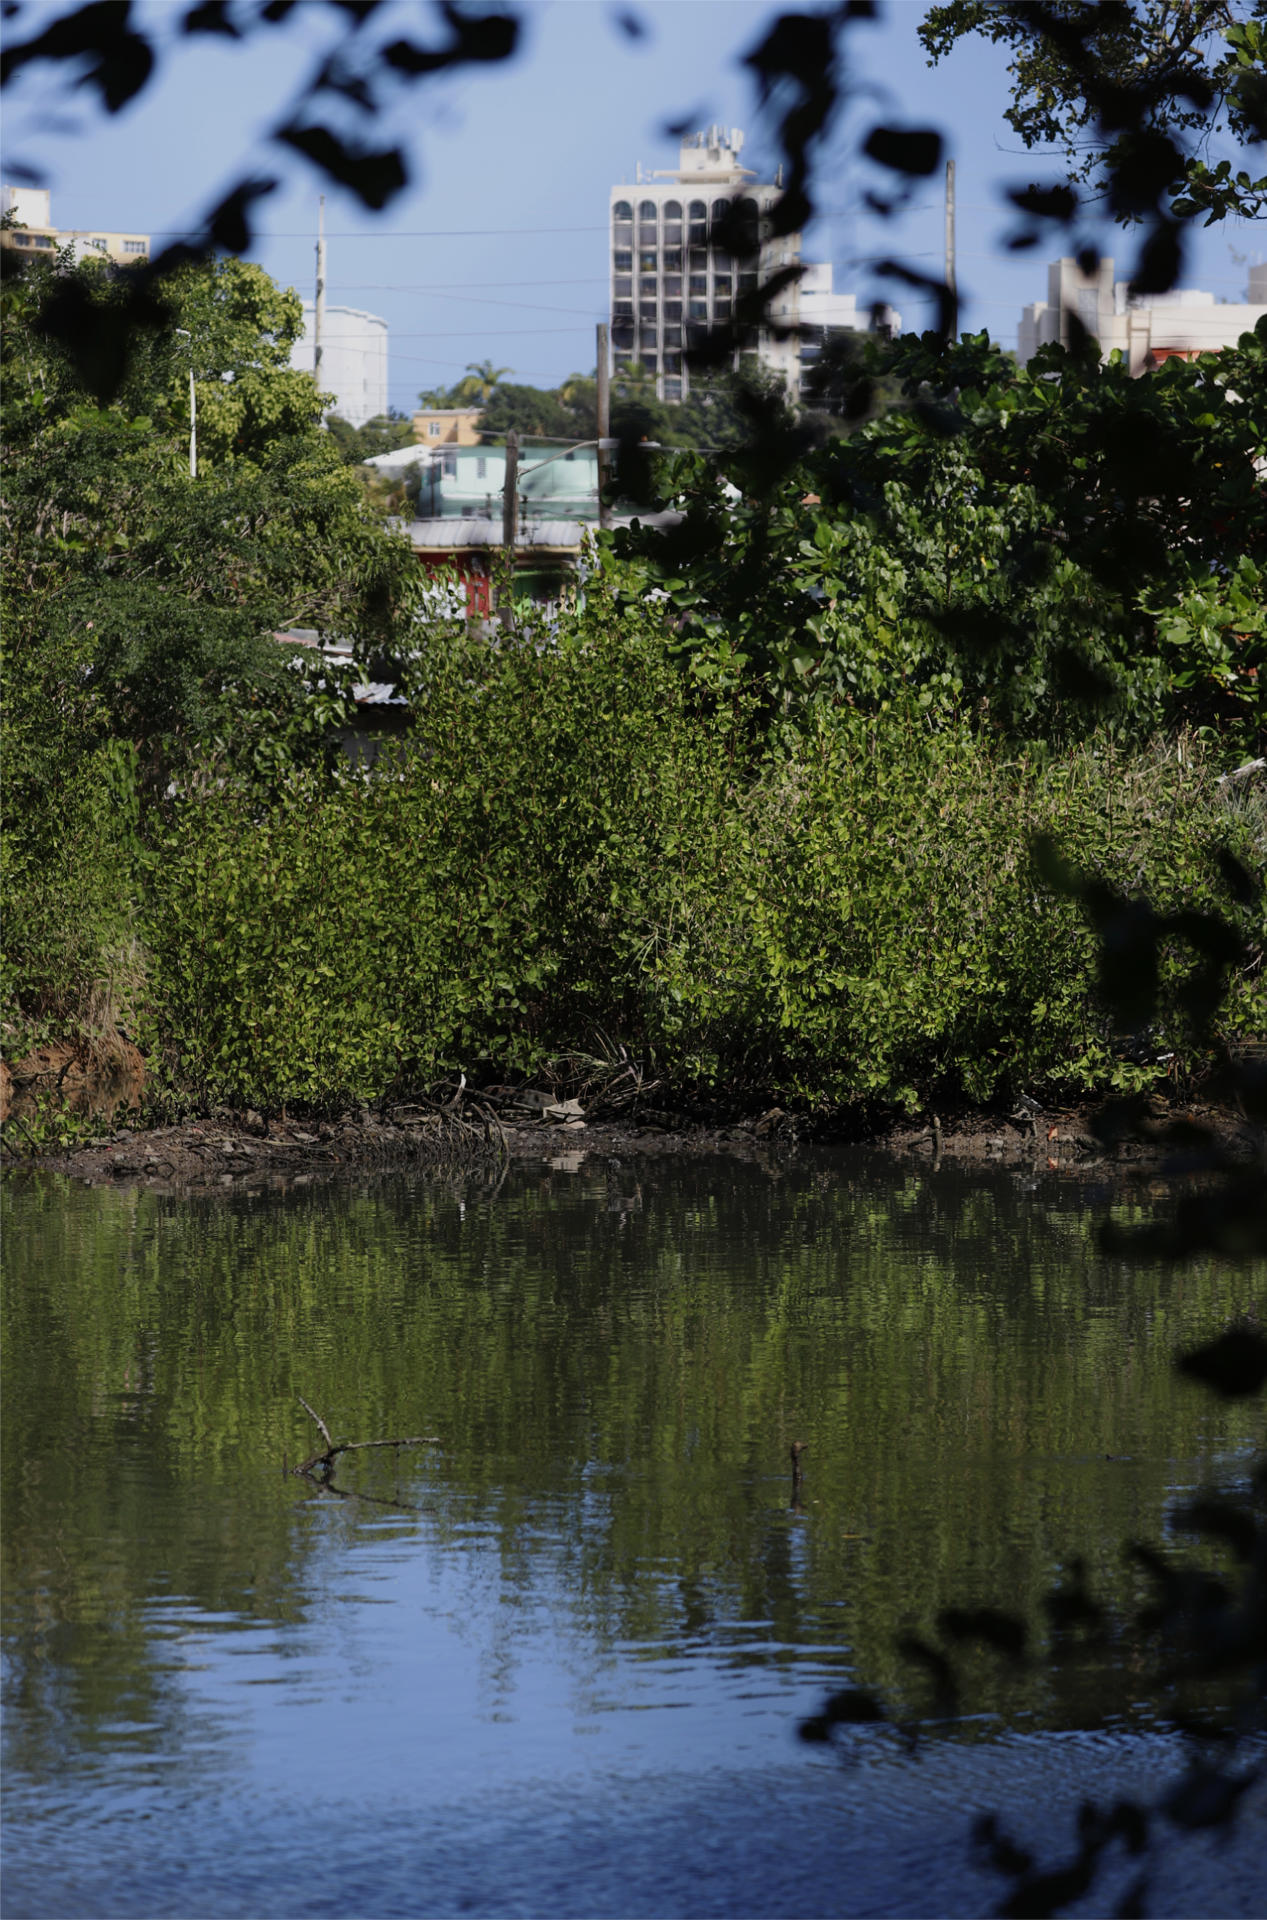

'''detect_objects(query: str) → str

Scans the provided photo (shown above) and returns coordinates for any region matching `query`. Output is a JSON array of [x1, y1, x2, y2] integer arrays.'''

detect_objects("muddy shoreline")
[[3, 1092, 1261, 1195]]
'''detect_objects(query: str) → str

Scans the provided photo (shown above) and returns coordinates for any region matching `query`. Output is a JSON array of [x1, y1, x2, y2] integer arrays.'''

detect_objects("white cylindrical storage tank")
[[290, 303, 388, 428]]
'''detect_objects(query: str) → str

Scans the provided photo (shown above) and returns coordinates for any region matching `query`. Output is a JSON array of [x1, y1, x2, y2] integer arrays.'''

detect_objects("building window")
[[663, 221, 682, 248], [713, 299, 732, 323], [663, 349, 682, 372], [428, 421, 441, 437], [738, 270, 758, 293], [663, 324, 683, 347], [663, 300, 682, 323], [614, 349, 633, 367], [34, 235, 54, 247], [614, 296, 633, 318], [663, 249, 682, 274], [640, 351, 658, 372], [664, 199, 682, 220], [13, 233, 30, 245], [613, 276, 632, 299], [639, 251, 657, 273], [613, 200, 633, 222], [663, 275, 682, 298], [638, 199, 657, 221], [612, 321, 634, 350], [123, 239, 147, 255], [689, 247, 708, 273], [664, 377, 682, 401], [613, 248, 632, 272], [688, 298, 708, 320], [640, 322, 657, 345], [476, 456, 487, 477], [639, 301, 657, 324], [689, 274, 707, 296], [688, 200, 707, 241], [713, 273, 732, 295]]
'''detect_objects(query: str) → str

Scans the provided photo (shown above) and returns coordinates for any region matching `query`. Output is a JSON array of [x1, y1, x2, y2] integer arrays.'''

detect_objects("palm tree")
[[455, 359, 512, 405]]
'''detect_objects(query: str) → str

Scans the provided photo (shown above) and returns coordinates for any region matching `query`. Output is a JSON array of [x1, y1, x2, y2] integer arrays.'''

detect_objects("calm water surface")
[[3, 1150, 1264, 1917]]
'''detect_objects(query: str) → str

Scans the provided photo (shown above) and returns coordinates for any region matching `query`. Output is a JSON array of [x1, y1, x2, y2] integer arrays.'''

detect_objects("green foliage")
[[919, 1, 1267, 224], [608, 324, 1267, 746], [325, 410, 418, 465], [0, 248, 413, 1034], [144, 600, 1265, 1114]]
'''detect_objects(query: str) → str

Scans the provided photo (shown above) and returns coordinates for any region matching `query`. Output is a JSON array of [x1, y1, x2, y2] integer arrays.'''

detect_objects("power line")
[[150, 224, 611, 239], [334, 277, 608, 291]]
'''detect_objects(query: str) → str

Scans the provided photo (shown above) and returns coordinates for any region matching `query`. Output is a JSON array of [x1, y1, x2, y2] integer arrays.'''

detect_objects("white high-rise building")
[[1018, 257, 1267, 371], [290, 303, 388, 427], [609, 131, 897, 403], [610, 128, 803, 402]]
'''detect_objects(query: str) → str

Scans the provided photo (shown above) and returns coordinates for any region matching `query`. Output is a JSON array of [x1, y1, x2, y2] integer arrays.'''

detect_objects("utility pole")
[[944, 158, 957, 341], [500, 429, 519, 625], [314, 194, 326, 407], [174, 328, 196, 477], [595, 322, 611, 531]]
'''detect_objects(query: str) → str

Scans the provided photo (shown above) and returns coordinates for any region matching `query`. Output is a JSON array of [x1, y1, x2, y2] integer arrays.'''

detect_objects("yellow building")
[[411, 406, 483, 446], [1, 186, 149, 266]]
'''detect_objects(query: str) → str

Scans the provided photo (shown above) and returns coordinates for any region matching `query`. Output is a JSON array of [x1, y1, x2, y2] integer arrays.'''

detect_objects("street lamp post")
[[173, 328, 197, 479]]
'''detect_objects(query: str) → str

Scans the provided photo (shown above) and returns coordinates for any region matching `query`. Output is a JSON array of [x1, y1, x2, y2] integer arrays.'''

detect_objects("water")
[[3, 1150, 1264, 1916]]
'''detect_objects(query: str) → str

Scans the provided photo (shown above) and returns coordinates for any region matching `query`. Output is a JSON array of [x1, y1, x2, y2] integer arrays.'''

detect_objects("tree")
[[1, 249, 413, 783], [454, 358, 512, 404], [326, 410, 418, 465], [479, 379, 587, 440], [919, 1, 1267, 226], [608, 322, 1267, 743]]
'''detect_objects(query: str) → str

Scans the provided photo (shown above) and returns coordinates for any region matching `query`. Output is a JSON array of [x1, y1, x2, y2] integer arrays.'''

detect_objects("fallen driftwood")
[[291, 1395, 441, 1478]]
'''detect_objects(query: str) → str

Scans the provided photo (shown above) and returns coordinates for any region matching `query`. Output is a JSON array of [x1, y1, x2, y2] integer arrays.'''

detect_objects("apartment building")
[[0, 185, 149, 265], [610, 127, 804, 402], [411, 406, 483, 446], [1019, 256, 1267, 371]]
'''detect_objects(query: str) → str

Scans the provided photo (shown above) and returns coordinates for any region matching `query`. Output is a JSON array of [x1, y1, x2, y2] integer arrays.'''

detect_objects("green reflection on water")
[[2, 1154, 1260, 1781]]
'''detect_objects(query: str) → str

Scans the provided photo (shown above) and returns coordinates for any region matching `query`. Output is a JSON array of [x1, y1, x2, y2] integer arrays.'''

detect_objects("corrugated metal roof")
[[408, 517, 587, 550], [407, 513, 684, 550], [353, 683, 409, 708]]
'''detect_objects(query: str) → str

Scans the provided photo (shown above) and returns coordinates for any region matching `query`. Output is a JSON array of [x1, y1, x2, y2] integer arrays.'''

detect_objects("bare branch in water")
[[293, 1397, 441, 1478]]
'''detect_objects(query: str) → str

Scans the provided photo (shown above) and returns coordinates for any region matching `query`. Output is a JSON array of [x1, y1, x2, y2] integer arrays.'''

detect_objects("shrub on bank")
[[143, 610, 1265, 1114]]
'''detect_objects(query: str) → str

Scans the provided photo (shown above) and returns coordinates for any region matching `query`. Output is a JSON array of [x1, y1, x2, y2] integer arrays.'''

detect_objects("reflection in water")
[[2, 1153, 1263, 1916]]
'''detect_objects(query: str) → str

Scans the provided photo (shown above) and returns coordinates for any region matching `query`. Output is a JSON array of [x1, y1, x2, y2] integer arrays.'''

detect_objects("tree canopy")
[[609, 322, 1267, 745], [919, 1, 1267, 225], [1, 248, 413, 795]]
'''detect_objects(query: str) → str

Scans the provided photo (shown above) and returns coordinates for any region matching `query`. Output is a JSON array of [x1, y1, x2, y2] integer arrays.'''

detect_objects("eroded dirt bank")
[[3, 1090, 1262, 1196]]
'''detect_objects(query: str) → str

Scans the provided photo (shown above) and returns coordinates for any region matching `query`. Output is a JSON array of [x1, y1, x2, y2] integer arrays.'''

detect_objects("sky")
[[3, 0, 1264, 415]]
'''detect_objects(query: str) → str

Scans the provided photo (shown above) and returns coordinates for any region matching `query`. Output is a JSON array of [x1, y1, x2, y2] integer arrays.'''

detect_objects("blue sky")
[[4, 0, 1263, 413]]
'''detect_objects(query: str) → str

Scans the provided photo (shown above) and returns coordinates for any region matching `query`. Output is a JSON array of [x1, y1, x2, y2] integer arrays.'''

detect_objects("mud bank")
[[3, 1092, 1262, 1195]]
